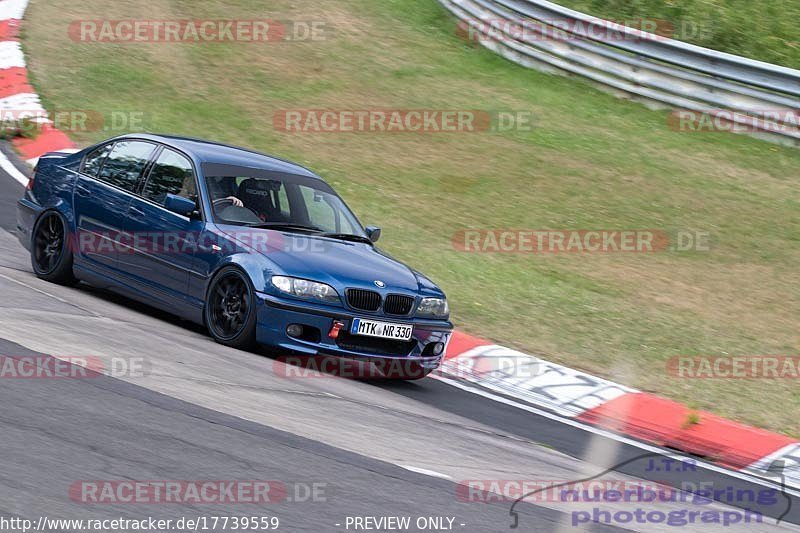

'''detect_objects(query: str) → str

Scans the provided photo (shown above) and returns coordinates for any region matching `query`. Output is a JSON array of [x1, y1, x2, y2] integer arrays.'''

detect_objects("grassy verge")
[[555, 0, 800, 69], [23, 0, 800, 436]]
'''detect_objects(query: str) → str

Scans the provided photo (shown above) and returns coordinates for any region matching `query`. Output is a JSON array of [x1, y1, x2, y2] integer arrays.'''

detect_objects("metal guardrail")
[[439, 0, 800, 145]]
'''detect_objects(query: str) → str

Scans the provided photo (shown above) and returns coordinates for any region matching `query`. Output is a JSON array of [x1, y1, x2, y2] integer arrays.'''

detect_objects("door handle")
[[128, 206, 146, 218], [75, 185, 91, 197], [198, 243, 223, 253]]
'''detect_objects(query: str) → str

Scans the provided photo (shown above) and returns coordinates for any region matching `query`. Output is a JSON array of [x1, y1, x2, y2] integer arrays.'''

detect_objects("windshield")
[[204, 170, 365, 237]]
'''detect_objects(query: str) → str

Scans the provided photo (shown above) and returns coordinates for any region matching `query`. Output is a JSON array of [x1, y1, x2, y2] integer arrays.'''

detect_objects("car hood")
[[218, 226, 425, 293]]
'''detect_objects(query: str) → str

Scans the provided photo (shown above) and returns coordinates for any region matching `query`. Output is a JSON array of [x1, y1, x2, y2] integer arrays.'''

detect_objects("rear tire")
[[205, 267, 258, 350], [31, 211, 77, 285]]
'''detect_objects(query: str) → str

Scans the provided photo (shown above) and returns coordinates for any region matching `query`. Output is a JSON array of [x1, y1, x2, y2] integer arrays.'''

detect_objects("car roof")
[[112, 133, 320, 179]]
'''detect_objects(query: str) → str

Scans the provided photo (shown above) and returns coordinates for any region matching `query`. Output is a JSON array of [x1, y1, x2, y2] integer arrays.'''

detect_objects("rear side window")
[[81, 143, 113, 178], [142, 149, 196, 205], [97, 141, 156, 193]]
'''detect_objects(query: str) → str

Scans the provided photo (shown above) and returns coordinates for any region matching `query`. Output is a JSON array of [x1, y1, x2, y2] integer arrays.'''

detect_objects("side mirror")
[[164, 193, 197, 217], [365, 226, 381, 243]]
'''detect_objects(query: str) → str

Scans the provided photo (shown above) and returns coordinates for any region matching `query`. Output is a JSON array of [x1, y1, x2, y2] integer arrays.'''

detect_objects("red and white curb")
[[441, 332, 800, 490], [0, 0, 76, 181], [440, 335, 634, 416]]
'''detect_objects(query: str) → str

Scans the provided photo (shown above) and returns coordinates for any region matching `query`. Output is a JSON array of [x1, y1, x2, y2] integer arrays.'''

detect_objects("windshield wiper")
[[246, 222, 324, 233], [320, 233, 373, 244], [245, 224, 372, 243]]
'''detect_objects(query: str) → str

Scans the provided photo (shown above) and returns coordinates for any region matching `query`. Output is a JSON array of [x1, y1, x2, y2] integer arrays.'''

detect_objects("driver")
[[207, 176, 244, 207]]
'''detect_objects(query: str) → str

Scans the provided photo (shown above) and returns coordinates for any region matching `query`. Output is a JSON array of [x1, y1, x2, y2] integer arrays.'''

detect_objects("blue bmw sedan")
[[17, 134, 452, 378]]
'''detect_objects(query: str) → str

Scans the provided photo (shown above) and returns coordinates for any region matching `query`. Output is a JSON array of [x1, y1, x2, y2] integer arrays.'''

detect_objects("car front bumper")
[[255, 292, 453, 370]]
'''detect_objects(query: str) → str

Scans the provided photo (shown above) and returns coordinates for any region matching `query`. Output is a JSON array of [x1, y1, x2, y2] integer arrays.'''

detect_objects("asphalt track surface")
[[0, 159, 797, 533]]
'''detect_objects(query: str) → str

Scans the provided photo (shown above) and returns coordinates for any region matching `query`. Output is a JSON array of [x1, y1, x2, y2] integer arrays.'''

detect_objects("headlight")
[[417, 297, 449, 318], [271, 276, 340, 304]]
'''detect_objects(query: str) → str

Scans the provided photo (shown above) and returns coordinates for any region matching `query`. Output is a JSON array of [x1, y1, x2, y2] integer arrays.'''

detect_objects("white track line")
[[0, 146, 28, 185], [396, 465, 452, 480]]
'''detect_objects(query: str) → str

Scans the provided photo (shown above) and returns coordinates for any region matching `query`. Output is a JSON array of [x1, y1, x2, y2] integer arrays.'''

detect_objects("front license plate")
[[351, 318, 414, 341]]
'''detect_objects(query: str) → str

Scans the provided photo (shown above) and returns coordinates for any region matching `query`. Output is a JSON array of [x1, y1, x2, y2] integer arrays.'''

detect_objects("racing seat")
[[236, 178, 285, 222]]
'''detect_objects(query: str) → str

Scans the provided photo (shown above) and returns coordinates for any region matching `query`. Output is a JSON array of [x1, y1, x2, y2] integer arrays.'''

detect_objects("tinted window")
[[82, 143, 113, 178], [142, 149, 196, 205], [97, 141, 156, 192]]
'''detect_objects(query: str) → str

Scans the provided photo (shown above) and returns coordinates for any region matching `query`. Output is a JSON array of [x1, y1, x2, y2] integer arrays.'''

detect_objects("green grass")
[[556, 0, 800, 69], [22, 0, 800, 436]]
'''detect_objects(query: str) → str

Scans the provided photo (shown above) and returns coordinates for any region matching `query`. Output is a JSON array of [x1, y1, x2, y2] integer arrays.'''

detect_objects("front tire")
[[31, 211, 77, 285], [205, 267, 257, 350]]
